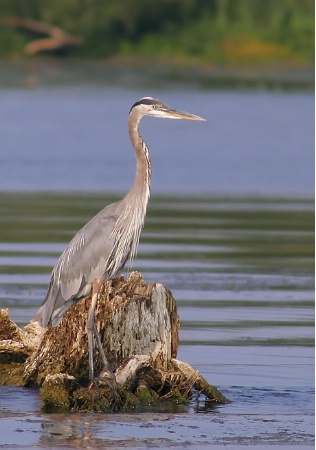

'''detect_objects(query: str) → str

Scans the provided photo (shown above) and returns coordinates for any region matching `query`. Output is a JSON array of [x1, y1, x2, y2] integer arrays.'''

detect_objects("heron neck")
[[105, 114, 151, 275], [126, 118, 152, 209]]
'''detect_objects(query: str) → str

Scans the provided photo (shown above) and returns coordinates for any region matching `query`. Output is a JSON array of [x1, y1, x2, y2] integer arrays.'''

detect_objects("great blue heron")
[[33, 97, 205, 383]]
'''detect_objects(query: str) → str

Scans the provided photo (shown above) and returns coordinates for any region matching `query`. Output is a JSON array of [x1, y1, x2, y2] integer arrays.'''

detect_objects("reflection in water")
[[0, 193, 314, 448], [0, 193, 314, 345], [39, 418, 103, 448], [0, 78, 314, 447]]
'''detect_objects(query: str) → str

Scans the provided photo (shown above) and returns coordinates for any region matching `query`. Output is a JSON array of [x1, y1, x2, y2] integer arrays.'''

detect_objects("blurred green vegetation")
[[0, 0, 314, 64]]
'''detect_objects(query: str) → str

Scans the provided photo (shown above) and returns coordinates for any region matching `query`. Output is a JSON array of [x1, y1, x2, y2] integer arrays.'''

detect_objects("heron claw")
[[88, 378, 98, 391]]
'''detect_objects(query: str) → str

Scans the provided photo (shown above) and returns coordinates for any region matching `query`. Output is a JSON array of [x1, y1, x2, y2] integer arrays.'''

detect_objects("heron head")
[[129, 97, 206, 121]]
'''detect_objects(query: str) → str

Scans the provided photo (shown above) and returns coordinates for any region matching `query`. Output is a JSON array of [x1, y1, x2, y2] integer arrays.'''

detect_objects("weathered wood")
[[0, 272, 229, 410], [23, 272, 179, 385], [0, 309, 42, 362]]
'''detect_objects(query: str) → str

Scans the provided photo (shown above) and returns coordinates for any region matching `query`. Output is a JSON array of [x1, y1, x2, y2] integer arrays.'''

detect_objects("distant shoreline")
[[0, 58, 314, 90]]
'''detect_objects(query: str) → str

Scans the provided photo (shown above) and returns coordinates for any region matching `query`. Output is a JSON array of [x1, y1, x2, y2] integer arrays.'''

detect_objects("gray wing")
[[33, 202, 129, 327]]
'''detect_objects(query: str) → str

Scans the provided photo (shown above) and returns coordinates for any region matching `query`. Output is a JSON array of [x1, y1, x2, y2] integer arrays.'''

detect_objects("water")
[[0, 83, 314, 197], [0, 69, 314, 449]]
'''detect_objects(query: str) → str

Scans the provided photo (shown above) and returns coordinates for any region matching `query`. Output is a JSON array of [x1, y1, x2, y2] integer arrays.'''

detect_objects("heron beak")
[[161, 107, 206, 121]]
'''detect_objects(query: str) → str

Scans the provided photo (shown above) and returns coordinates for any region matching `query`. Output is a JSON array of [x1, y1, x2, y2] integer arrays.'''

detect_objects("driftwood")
[[0, 272, 229, 411], [7, 17, 83, 55]]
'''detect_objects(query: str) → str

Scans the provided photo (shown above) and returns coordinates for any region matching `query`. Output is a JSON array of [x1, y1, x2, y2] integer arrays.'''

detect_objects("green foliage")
[[0, 0, 314, 63], [0, 28, 27, 57]]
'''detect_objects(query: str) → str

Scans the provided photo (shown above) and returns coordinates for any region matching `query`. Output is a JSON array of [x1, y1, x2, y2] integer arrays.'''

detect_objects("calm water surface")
[[0, 77, 314, 449], [0, 193, 314, 449], [0, 83, 314, 197]]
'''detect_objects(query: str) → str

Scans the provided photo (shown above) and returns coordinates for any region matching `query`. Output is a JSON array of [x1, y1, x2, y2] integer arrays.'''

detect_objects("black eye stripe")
[[130, 98, 161, 113]]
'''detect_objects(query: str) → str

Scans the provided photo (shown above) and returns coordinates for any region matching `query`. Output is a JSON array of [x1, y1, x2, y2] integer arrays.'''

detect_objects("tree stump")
[[0, 272, 229, 411]]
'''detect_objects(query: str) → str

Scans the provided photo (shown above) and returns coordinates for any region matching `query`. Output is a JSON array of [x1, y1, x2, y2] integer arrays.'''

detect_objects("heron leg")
[[87, 280, 100, 382], [87, 278, 115, 384], [92, 321, 113, 375]]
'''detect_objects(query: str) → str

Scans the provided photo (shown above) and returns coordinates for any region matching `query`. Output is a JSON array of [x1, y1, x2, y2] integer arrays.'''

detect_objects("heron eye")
[[152, 104, 159, 110]]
